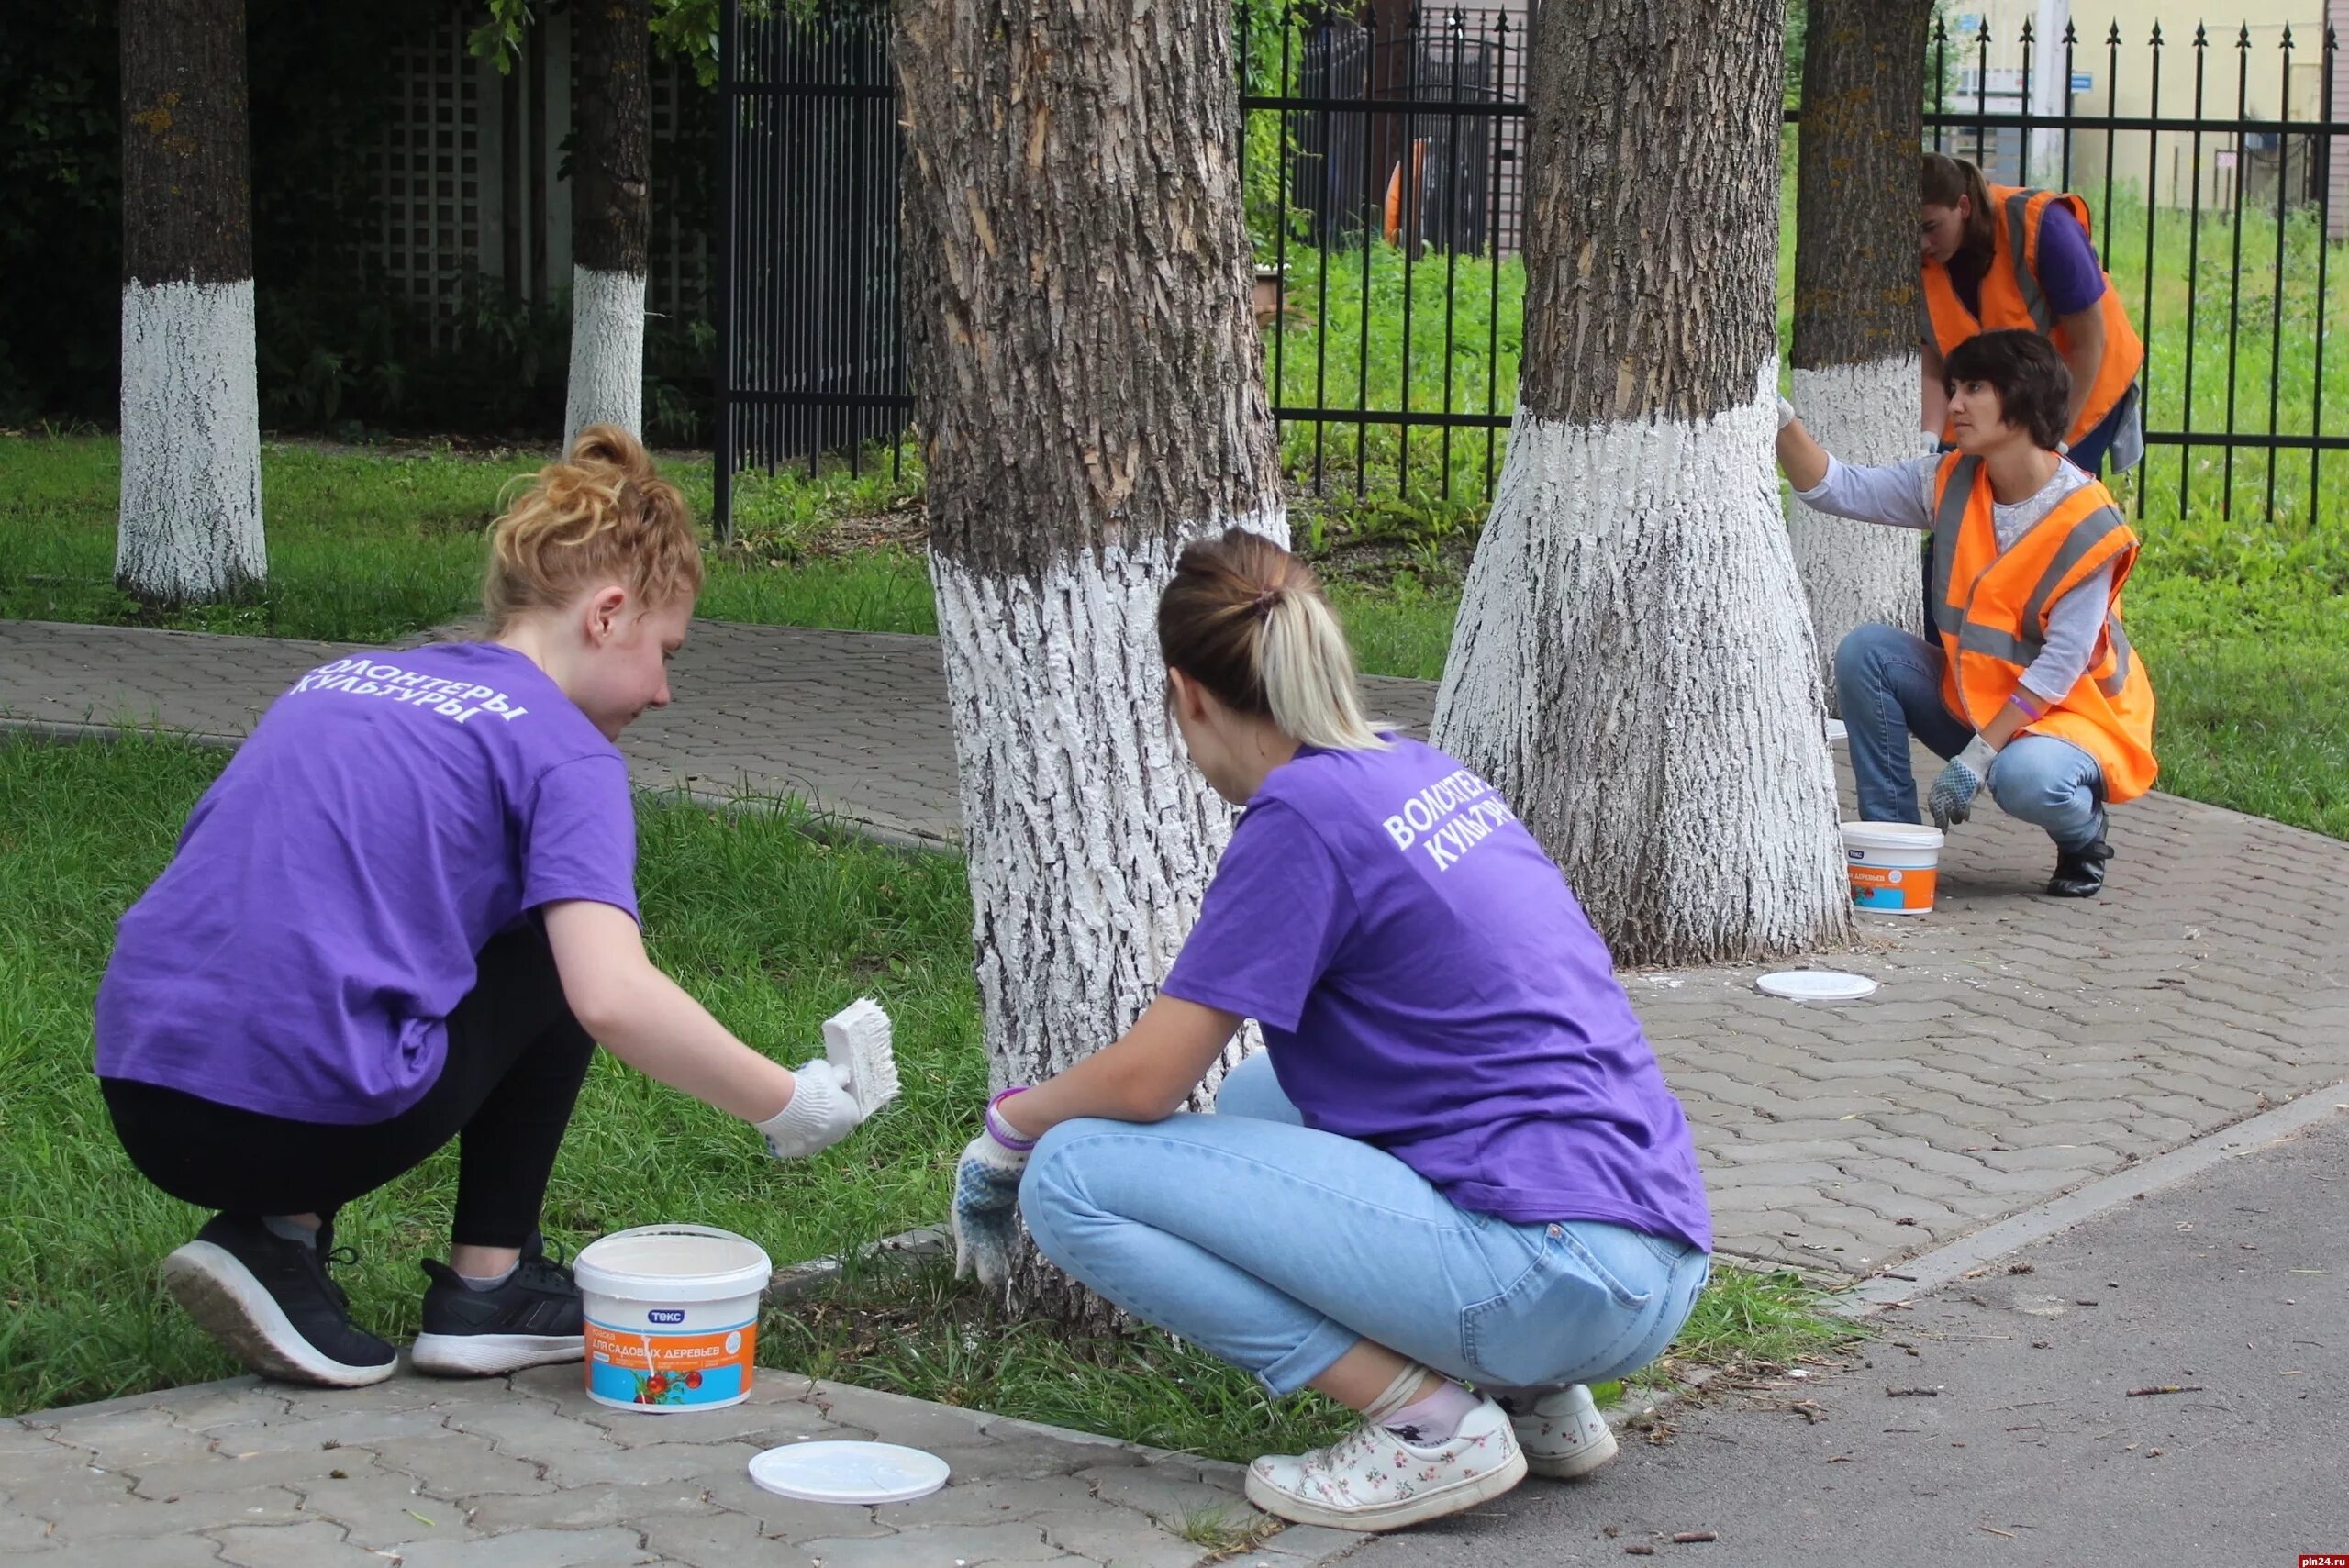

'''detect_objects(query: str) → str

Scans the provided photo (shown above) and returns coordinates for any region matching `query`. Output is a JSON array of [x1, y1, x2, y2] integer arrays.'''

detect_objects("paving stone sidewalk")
[[4, 1364, 1345, 1568], [6, 615, 2348, 1562]]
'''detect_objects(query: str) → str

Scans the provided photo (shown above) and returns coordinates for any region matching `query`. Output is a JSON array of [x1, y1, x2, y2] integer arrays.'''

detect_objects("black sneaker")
[[410, 1233, 584, 1376], [161, 1214, 398, 1388], [2048, 836, 2114, 897]]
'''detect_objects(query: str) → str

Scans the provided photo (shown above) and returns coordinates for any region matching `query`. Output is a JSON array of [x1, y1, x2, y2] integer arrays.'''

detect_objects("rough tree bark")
[[896, 0, 1282, 1319], [565, 0, 651, 445], [1788, 0, 1934, 699], [1433, 0, 1852, 967], [118, 0, 265, 606]]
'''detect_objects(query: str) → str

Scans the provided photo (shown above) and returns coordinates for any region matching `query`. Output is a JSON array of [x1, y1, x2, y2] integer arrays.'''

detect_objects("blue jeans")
[[1019, 1053, 1710, 1397], [1834, 622, 2106, 852]]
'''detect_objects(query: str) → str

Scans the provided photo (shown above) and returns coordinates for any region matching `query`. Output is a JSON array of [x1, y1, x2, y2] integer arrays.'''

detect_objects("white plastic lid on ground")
[[747, 1440, 951, 1505], [1825, 717, 1848, 742], [1754, 970, 1879, 1002]]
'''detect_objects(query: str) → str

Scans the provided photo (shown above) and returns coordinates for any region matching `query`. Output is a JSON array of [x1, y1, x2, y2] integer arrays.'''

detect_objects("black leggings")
[[103, 919, 595, 1249]]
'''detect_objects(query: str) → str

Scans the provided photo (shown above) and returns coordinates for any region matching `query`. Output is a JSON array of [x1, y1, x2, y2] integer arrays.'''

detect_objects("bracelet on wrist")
[[986, 1086, 1039, 1151]]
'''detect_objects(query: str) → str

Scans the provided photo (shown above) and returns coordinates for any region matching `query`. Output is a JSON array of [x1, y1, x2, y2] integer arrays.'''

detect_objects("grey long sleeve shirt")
[[1797, 454, 2114, 704]]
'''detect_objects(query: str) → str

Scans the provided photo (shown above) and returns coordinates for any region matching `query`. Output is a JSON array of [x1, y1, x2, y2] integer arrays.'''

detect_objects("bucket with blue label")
[[573, 1224, 772, 1411]]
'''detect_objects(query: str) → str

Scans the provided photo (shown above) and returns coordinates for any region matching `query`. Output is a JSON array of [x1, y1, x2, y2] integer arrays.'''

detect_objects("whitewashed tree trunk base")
[[117, 278, 265, 605], [1435, 370, 1853, 966], [564, 265, 646, 447], [930, 514, 1285, 1120], [1787, 358, 1929, 706]]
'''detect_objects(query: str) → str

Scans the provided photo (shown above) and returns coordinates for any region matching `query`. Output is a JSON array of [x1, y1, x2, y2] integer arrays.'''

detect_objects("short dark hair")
[[1943, 329, 2072, 450]]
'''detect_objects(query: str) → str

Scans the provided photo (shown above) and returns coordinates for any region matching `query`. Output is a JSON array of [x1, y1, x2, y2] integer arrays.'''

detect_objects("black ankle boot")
[[2048, 836, 2113, 897]]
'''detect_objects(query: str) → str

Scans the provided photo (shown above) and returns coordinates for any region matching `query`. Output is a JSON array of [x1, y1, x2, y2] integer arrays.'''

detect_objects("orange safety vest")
[[1929, 453, 2158, 804], [1920, 185, 2144, 453]]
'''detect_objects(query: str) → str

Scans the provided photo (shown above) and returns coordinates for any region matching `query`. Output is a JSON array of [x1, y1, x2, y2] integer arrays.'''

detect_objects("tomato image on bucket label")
[[584, 1319, 756, 1408]]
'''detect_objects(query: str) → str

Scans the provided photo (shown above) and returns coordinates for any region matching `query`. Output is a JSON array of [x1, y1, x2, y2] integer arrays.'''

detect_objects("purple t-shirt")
[[95, 643, 640, 1124], [1161, 736, 1712, 1252], [1950, 199, 2107, 321]]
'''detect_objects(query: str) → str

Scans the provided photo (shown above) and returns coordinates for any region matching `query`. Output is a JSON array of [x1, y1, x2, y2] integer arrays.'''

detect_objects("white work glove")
[[1928, 734, 1998, 831], [1918, 428, 1943, 457], [951, 1090, 1036, 1290], [752, 1060, 864, 1160], [1776, 395, 1798, 431]]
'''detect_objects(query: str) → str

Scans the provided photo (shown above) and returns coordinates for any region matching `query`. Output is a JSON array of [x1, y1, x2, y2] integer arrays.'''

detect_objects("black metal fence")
[[716, 6, 2348, 529], [713, 0, 907, 540]]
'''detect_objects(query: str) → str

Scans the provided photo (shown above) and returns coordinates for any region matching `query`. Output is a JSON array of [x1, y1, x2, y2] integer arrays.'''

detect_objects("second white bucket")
[[574, 1224, 772, 1412], [1841, 821, 1945, 915]]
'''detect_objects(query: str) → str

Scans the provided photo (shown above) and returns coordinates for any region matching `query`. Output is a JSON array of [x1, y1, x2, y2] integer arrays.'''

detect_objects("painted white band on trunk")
[[1788, 357, 1931, 697], [1434, 361, 1850, 964], [930, 508, 1286, 1097], [564, 265, 647, 448], [118, 278, 266, 603]]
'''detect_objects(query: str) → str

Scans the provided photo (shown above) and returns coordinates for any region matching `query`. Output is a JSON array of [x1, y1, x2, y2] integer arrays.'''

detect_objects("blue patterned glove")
[[1929, 736, 1997, 831], [951, 1090, 1035, 1290]]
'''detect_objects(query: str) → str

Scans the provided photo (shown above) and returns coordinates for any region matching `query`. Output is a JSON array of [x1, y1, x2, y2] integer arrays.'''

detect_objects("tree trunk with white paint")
[[1788, 0, 1935, 699], [896, 0, 1282, 1322], [118, 0, 264, 606], [1434, 0, 1851, 968], [564, 0, 650, 446]]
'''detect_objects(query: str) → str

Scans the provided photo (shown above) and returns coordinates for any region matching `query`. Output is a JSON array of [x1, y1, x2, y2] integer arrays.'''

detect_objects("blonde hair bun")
[[483, 424, 704, 628]]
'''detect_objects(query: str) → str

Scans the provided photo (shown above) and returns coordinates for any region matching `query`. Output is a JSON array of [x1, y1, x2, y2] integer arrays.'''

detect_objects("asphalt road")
[[1338, 1107, 2349, 1567]]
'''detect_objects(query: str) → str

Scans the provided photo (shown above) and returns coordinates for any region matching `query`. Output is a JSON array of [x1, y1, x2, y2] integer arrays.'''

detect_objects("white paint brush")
[[823, 998, 899, 1119]]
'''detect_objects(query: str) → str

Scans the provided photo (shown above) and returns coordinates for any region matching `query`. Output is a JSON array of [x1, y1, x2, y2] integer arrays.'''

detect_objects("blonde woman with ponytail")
[[96, 426, 878, 1391], [949, 529, 1713, 1533]]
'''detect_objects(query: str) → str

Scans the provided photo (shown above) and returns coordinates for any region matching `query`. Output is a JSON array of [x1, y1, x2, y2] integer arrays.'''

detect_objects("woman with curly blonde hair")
[[96, 427, 878, 1388]]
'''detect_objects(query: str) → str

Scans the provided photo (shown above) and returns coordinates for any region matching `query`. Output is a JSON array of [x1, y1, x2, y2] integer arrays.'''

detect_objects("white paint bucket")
[[574, 1224, 772, 1412], [1840, 821, 1944, 916]]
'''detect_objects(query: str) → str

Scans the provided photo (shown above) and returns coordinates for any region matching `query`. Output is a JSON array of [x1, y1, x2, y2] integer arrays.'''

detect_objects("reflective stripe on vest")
[[2005, 189, 2054, 332], [2099, 616, 2135, 697]]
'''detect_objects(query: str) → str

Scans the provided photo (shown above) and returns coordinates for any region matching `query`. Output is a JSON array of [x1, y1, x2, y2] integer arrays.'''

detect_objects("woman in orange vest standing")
[[1919, 153, 2144, 475], [1776, 330, 2157, 899]]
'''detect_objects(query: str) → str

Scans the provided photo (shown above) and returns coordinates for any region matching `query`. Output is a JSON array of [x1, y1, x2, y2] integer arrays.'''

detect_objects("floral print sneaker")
[[1506, 1384, 1620, 1479], [1243, 1395, 1528, 1531]]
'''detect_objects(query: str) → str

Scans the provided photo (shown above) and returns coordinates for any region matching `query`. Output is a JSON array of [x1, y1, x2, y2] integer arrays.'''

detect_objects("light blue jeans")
[[1835, 622, 2107, 853], [1019, 1053, 1711, 1397]]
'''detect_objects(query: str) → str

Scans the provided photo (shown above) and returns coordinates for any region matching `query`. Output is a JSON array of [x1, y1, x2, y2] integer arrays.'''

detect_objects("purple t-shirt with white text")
[[95, 642, 640, 1124], [1161, 736, 1712, 1252]]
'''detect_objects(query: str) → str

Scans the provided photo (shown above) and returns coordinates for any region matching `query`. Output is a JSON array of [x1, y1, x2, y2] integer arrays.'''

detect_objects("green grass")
[[0, 733, 1846, 1431], [0, 436, 937, 644]]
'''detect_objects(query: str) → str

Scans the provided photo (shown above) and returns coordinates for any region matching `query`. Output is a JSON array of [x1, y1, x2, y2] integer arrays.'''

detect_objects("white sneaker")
[[1508, 1384, 1620, 1479], [1243, 1396, 1528, 1531]]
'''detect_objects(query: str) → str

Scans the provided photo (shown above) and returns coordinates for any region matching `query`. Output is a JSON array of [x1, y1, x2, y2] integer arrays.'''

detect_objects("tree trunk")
[[118, 0, 264, 606], [565, 0, 651, 445], [1788, 0, 1934, 703], [1433, 0, 1851, 968], [896, 0, 1282, 1322]]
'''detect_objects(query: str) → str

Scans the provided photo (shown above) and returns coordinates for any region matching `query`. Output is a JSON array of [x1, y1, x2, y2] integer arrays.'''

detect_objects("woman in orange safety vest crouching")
[[1776, 329, 2156, 900]]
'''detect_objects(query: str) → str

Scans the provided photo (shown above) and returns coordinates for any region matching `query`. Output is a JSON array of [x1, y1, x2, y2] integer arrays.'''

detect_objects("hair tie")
[[1250, 584, 1285, 618]]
